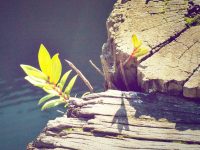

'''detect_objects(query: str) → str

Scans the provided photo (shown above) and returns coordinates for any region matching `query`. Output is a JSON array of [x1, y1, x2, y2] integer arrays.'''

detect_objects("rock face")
[[101, 0, 200, 98], [27, 90, 200, 150]]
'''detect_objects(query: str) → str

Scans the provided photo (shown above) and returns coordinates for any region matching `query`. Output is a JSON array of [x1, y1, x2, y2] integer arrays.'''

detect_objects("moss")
[[64, 127, 84, 133], [159, 7, 165, 14], [116, 135, 124, 139], [172, 140, 187, 144], [185, 17, 194, 24], [65, 128, 73, 132], [183, 0, 188, 5], [185, 15, 200, 26], [164, 0, 171, 5]]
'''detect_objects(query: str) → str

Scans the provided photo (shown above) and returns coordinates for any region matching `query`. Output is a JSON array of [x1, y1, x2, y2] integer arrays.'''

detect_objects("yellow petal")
[[132, 34, 142, 48], [38, 44, 52, 76]]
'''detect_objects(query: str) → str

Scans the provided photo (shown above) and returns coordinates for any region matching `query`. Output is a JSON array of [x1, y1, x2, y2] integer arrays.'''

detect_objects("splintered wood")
[[28, 90, 200, 150]]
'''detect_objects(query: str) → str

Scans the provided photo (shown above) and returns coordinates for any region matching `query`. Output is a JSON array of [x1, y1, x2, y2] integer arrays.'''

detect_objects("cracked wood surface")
[[183, 67, 200, 97], [101, 0, 200, 98], [27, 90, 200, 150], [138, 26, 200, 96]]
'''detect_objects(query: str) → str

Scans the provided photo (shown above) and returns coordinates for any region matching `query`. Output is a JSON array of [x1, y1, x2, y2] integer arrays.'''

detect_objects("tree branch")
[[89, 60, 104, 77]]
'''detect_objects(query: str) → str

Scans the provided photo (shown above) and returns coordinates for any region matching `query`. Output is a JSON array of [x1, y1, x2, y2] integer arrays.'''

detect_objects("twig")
[[89, 60, 104, 77], [56, 110, 64, 114], [123, 56, 131, 66], [65, 59, 94, 93], [123, 55, 134, 66], [119, 60, 130, 90], [100, 55, 117, 89], [123, 56, 138, 67], [110, 39, 117, 72]]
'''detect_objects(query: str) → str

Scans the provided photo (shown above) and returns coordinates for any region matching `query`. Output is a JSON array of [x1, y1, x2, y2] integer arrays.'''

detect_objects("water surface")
[[0, 1, 115, 149]]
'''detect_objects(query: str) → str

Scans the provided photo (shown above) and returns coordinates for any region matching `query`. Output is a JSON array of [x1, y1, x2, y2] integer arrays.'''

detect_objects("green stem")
[[47, 80, 69, 102]]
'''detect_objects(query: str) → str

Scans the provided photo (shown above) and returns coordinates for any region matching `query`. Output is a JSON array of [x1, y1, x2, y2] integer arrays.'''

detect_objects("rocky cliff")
[[101, 0, 200, 98]]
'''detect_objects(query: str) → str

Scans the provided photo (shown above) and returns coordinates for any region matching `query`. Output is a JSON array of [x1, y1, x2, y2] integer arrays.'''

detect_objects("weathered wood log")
[[101, 0, 200, 98], [183, 67, 200, 98], [27, 90, 200, 150]]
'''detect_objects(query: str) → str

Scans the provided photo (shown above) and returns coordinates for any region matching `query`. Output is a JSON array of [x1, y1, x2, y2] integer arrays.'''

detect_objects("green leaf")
[[58, 70, 72, 90], [49, 53, 62, 84], [20, 64, 48, 80], [41, 99, 65, 111], [64, 103, 68, 108], [132, 34, 142, 49], [43, 86, 58, 95], [64, 75, 78, 96], [25, 76, 47, 87], [38, 44, 52, 76], [134, 46, 148, 58], [43, 84, 54, 90], [38, 94, 56, 105]]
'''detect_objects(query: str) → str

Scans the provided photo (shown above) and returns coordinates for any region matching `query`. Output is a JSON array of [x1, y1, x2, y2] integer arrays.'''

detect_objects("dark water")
[[0, 1, 115, 149]]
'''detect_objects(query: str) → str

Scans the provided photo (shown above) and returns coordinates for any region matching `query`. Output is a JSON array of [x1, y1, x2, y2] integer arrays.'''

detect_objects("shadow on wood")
[[28, 90, 200, 149], [112, 94, 129, 133], [123, 91, 200, 131]]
